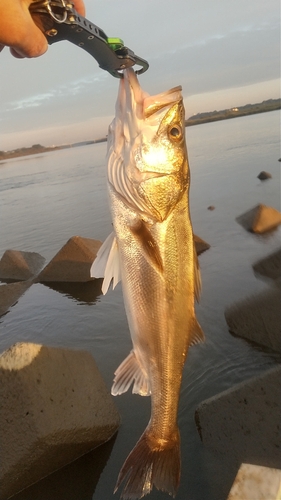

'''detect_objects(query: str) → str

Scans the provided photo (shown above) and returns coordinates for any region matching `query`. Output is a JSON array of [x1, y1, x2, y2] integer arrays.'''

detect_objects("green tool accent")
[[107, 37, 124, 51]]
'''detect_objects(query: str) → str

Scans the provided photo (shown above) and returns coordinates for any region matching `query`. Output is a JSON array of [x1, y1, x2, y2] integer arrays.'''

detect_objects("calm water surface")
[[0, 111, 280, 500]]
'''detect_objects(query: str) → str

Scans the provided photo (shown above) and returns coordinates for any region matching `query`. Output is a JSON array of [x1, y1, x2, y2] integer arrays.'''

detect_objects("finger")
[[10, 33, 48, 58], [73, 0, 86, 16], [10, 47, 25, 58], [9, 2, 48, 57]]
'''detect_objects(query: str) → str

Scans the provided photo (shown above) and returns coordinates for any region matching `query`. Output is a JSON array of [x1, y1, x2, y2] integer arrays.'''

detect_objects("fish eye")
[[168, 125, 182, 140]]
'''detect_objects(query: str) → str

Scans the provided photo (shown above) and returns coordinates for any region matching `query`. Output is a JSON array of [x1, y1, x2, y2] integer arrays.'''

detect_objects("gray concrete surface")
[[0, 281, 32, 317], [236, 204, 281, 233], [227, 463, 281, 500], [0, 250, 45, 281], [195, 365, 281, 469], [224, 288, 281, 353], [37, 236, 102, 282], [0, 342, 120, 500]]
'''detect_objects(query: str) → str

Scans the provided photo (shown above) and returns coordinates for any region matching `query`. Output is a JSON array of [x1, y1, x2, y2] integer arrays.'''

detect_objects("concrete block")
[[257, 171, 272, 180], [253, 249, 281, 281], [194, 234, 211, 255], [227, 463, 281, 500], [0, 281, 32, 317], [236, 204, 281, 233], [224, 288, 281, 353], [37, 236, 102, 282], [0, 342, 120, 500], [0, 250, 45, 281], [195, 366, 281, 468]]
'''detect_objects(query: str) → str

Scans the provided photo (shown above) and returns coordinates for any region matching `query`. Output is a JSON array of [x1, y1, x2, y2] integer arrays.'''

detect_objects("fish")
[[91, 68, 204, 499]]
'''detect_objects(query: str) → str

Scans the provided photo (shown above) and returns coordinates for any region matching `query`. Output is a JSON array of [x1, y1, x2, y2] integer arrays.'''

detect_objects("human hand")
[[0, 0, 85, 58]]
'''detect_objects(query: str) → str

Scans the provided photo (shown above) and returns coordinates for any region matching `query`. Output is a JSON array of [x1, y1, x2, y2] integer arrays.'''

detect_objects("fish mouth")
[[123, 69, 182, 120]]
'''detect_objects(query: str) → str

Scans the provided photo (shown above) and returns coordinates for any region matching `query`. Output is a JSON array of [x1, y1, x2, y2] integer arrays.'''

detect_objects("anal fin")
[[111, 350, 151, 396]]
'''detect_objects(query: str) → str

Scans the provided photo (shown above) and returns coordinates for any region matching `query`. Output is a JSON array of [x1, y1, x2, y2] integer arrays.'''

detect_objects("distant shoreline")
[[185, 98, 280, 127], [1, 98, 279, 161]]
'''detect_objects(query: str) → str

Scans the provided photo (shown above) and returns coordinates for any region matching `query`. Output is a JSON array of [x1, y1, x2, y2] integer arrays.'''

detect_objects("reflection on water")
[[0, 112, 280, 500], [42, 279, 104, 305]]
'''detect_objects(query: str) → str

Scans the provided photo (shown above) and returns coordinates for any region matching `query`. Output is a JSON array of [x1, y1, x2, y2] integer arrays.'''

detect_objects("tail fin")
[[115, 428, 181, 499]]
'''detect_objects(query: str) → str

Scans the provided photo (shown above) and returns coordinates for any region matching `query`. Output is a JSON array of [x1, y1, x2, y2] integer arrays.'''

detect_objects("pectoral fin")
[[130, 219, 163, 273], [111, 350, 151, 396], [90, 232, 121, 294]]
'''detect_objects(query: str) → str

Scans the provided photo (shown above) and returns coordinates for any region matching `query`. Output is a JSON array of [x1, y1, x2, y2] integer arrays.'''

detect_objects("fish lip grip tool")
[[29, 0, 149, 78]]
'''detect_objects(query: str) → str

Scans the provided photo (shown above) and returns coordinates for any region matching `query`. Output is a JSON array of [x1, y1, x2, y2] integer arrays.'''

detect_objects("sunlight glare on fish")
[[142, 146, 168, 168]]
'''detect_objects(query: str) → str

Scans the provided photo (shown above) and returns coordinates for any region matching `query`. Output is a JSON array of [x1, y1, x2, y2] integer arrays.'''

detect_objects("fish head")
[[107, 69, 189, 222]]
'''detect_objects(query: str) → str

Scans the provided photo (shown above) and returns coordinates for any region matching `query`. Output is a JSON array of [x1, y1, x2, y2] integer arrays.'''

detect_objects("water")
[[0, 111, 280, 500]]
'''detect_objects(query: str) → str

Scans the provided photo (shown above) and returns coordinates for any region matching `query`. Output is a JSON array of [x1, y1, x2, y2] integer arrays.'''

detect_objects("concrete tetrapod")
[[0, 280, 32, 317], [227, 463, 281, 500], [195, 366, 281, 469], [37, 236, 102, 282], [0, 250, 45, 281], [0, 343, 120, 500], [225, 288, 281, 353], [236, 204, 281, 233]]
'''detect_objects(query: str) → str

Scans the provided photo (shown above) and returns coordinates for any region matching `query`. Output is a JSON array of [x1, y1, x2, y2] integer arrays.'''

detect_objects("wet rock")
[[236, 204, 281, 233], [252, 249, 281, 282], [194, 234, 211, 255], [207, 205, 215, 211], [224, 288, 281, 353], [0, 281, 32, 317], [0, 250, 45, 281], [195, 366, 281, 468], [0, 342, 120, 500], [37, 236, 102, 282], [227, 463, 281, 500], [257, 171, 272, 180]]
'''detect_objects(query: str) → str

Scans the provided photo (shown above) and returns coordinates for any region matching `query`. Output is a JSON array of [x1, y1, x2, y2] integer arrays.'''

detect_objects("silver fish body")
[[91, 69, 204, 499]]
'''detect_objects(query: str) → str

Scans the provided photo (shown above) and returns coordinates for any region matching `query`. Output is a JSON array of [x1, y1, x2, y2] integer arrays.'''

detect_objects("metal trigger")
[[46, 0, 68, 23]]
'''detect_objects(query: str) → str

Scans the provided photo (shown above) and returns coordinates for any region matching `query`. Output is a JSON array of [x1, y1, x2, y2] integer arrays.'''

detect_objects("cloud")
[[3, 72, 109, 113], [1, 0, 279, 150]]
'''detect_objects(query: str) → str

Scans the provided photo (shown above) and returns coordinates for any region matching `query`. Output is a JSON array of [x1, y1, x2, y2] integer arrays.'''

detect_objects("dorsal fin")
[[129, 219, 163, 273], [193, 242, 202, 302], [90, 232, 121, 294], [190, 317, 205, 346]]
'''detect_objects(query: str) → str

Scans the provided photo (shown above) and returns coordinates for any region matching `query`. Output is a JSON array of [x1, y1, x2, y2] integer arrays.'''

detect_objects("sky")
[[0, 0, 280, 150]]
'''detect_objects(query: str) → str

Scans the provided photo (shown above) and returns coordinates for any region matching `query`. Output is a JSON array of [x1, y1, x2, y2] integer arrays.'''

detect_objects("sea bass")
[[91, 68, 204, 499]]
